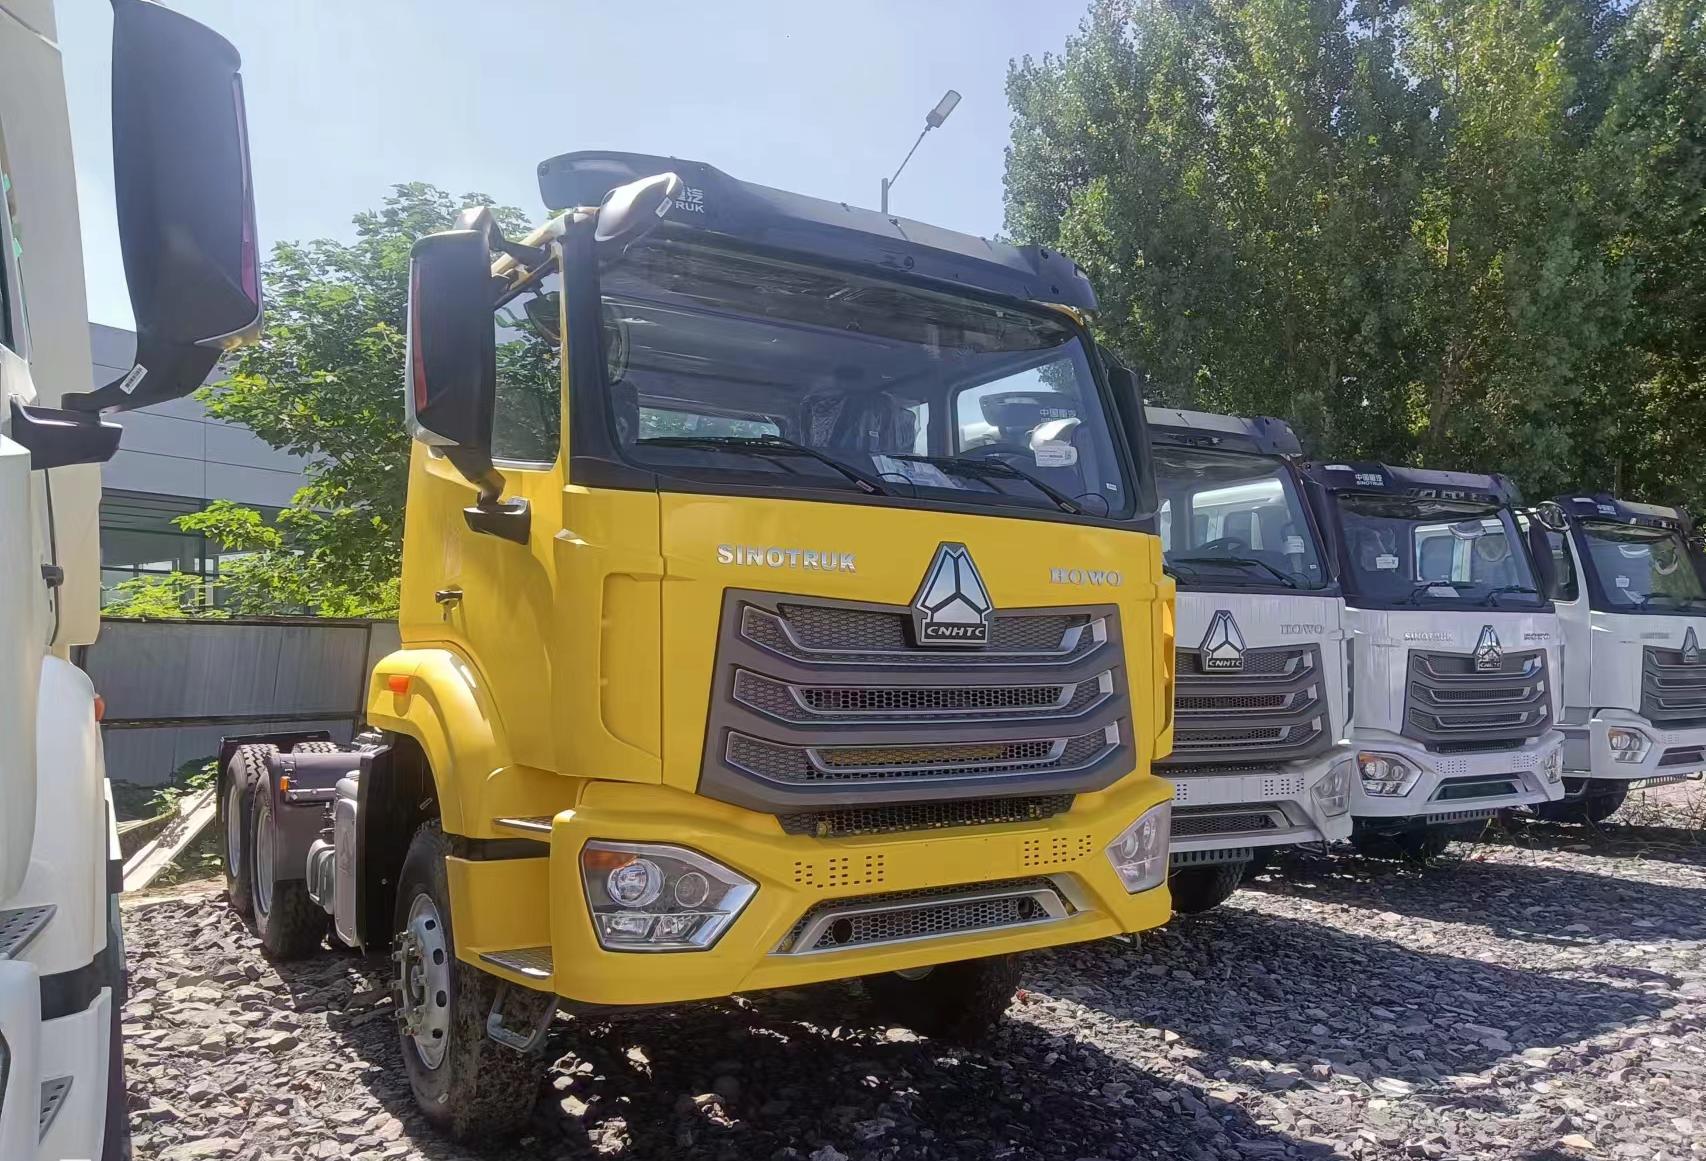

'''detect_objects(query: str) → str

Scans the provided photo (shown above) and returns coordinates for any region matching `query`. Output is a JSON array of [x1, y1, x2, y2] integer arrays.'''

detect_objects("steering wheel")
[[1195, 536, 1248, 555]]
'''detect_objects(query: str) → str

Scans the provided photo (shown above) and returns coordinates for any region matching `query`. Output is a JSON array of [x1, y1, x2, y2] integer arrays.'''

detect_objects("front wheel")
[[862, 954, 1021, 1044], [394, 823, 545, 1141], [1169, 863, 1246, 914]]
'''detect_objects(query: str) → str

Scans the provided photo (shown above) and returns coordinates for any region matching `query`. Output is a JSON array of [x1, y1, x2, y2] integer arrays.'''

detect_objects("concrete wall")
[[92, 323, 306, 508], [84, 617, 401, 786]]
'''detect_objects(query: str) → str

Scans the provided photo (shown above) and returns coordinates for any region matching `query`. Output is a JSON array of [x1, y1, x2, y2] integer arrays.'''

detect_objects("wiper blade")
[[636, 435, 890, 496], [1168, 554, 1299, 589], [900, 453, 1082, 514], [1480, 584, 1539, 606]]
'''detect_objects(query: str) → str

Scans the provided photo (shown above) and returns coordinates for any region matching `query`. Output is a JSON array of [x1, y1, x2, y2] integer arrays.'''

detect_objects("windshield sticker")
[[870, 456, 958, 490], [1427, 584, 1460, 597], [1374, 554, 1399, 570], [1283, 535, 1306, 555], [1616, 575, 1631, 588], [1325, 463, 1352, 471], [1033, 442, 1077, 468]]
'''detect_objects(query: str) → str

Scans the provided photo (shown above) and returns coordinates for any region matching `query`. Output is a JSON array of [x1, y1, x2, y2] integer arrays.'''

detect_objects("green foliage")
[[184, 183, 530, 617], [1006, 0, 1706, 509], [102, 572, 227, 620]]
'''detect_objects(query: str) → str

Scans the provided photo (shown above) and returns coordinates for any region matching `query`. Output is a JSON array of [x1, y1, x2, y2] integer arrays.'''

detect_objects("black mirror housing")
[[405, 229, 501, 496], [594, 172, 681, 253], [67, 0, 261, 414], [8, 402, 123, 470]]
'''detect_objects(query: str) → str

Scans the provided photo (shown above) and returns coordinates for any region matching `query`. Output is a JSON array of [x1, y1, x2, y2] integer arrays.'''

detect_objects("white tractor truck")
[[0, 2, 259, 1157], [1300, 462, 1566, 857], [1146, 408, 1353, 910], [1527, 494, 1706, 823]]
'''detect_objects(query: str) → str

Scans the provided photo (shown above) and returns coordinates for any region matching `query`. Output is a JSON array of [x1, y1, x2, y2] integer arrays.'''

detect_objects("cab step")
[[0, 904, 55, 960], [493, 816, 553, 834], [39, 1075, 71, 1140], [478, 946, 554, 980]]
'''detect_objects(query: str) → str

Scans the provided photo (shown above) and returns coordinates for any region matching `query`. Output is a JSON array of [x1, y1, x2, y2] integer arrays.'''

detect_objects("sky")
[[57, 0, 1088, 329]]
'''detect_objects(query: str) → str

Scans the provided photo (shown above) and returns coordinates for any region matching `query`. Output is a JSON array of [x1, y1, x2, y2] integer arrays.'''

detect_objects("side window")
[[0, 119, 26, 355], [490, 270, 563, 465], [1546, 529, 1579, 601]]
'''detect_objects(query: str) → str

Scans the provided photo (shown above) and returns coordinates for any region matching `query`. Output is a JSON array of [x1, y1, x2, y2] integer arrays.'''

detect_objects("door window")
[[490, 269, 563, 465]]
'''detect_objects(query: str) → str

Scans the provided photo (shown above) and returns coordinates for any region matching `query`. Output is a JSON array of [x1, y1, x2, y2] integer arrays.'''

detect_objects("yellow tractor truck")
[[219, 152, 1177, 1139]]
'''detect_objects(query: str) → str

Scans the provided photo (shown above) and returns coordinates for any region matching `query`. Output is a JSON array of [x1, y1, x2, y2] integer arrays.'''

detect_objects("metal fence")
[[79, 616, 400, 786]]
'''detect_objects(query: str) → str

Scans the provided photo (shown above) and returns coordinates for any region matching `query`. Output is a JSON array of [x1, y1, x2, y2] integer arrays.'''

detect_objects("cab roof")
[[1551, 492, 1691, 532], [1144, 407, 1303, 457], [536, 150, 1097, 313], [1302, 460, 1523, 507]]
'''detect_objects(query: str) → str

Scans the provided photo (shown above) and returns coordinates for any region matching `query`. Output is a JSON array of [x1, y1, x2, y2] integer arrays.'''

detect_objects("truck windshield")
[[1334, 495, 1543, 607], [1154, 445, 1327, 589], [1576, 522, 1706, 610], [596, 237, 1133, 519]]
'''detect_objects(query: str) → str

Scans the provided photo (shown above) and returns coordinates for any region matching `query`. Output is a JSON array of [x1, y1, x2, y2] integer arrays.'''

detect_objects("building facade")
[[93, 322, 306, 601]]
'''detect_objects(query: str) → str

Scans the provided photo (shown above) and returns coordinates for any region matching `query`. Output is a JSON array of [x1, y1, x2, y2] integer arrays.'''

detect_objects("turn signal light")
[[386, 675, 411, 695]]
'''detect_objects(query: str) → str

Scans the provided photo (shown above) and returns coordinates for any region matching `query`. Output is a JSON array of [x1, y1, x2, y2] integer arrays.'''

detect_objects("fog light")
[[1357, 751, 1420, 797], [582, 842, 756, 951], [1312, 760, 1353, 816], [1607, 727, 1650, 763], [1105, 802, 1171, 893]]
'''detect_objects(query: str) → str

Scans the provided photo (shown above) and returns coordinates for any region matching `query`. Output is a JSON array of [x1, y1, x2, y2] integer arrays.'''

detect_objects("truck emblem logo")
[[1684, 627, 1700, 665], [912, 543, 993, 646], [1199, 610, 1246, 673], [1474, 625, 1503, 672]]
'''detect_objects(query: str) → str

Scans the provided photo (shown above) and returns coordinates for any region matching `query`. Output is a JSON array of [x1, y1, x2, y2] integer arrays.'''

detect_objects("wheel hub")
[[394, 892, 452, 1070]]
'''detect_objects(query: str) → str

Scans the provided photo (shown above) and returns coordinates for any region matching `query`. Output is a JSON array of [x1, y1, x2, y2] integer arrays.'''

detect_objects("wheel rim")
[[396, 892, 452, 1070], [254, 798, 275, 918], [225, 781, 243, 876]]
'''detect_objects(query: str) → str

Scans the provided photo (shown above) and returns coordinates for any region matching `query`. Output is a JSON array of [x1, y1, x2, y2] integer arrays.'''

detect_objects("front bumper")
[[1565, 712, 1706, 783], [1348, 730, 1566, 824], [1161, 747, 1355, 860], [446, 774, 1174, 1006]]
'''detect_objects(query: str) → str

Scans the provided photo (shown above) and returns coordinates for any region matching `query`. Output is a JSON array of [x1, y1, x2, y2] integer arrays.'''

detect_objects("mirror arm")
[[442, 447, 530, 544]]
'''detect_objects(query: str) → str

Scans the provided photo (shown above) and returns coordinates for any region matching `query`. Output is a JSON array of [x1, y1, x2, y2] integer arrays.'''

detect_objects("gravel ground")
[[121, 790, 1706, 1161]]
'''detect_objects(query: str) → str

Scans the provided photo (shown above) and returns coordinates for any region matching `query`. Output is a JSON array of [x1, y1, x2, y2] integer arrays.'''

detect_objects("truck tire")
[[1169, 863, 1246, 914], [249, 783, 327, 960], [1535, 784, 1628, 825], [220, 744, 275, 919], [862, 954, 1021, 1044], [291, 741, 345, 755], [394, 823, 544, 1141]]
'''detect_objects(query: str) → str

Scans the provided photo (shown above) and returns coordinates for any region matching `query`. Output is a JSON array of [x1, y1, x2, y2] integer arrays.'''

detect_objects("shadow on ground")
[[1242, 842, 1706, 945], [1494, 814, 1706, 869], [268, 937, 1325, 1161]]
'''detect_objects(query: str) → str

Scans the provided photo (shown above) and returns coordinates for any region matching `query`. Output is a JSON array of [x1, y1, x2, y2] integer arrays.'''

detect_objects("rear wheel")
[[395, 823, 544, 1141], [220, 744, 274, 919], [249, 785, 327, 960], [862, 954, 1021, 1044], [1169, 863, 1246, 914]]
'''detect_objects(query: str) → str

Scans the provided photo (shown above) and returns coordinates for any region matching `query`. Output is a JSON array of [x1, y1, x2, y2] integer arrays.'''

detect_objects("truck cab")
[[1146, 408, 1352, 909], [1529, 494, 1706, 822], [222, 151, 1179, 1141], [1302, 462, 1566, 855]]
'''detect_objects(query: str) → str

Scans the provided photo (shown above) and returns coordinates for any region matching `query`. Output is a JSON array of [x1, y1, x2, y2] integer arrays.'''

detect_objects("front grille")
[[773, 878, 1069, 954], [1172, 808, 1282, 837], [1164, 644, 1329, 765], [778, 794, 1075, 838], [701, 590, 1132, 815], [726, 729, 1114, 784], [1403, 648, 1551, 750], [1641, 645, 1706, 728]]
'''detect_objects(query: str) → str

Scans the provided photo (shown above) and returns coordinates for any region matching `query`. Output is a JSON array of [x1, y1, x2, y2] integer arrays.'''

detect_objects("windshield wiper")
[[636, 435, 890, 496], [1634, 592, 1706, 610], [1397, 579, 1477, 605], [1168, 554, 1299, 589], [1480, 584, 1539, 606], [898, 453, 1083, 514]]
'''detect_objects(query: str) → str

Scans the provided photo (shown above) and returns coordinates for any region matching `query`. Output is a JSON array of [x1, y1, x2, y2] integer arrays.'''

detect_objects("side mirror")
[[404, 229, 499, 492], [594, 172, 682, 252], [66, 1, 261, 414], [1098, 346, 1159, 521], [7, 401, 122, 470]]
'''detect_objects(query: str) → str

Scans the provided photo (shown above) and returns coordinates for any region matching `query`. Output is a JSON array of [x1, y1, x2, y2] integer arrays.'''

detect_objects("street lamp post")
[[880, 89, 960, 216]]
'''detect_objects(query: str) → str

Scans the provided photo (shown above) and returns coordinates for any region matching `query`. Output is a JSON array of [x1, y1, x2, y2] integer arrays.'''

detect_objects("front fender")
[[365, 648, 567, 837]]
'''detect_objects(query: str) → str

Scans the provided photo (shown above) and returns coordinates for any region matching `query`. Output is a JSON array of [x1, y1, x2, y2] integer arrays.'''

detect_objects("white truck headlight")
[[582, 842, 756, 951], [1105, 802, 1170, 893], [1607, 727, 1650, 763], [1312, 760, 1354, 816], [1357, 751, 1420, 796]]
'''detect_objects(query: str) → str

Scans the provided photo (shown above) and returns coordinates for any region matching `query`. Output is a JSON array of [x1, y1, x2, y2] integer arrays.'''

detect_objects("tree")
[[1004, 0, 1685, 506], [179, 184, 530, 616]]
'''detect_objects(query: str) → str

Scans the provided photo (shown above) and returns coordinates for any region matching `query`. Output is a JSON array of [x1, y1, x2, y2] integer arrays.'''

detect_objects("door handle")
[[434, 588, 463, 617]]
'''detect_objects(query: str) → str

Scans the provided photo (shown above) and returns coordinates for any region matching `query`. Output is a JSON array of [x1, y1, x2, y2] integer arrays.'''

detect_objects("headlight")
[[1312, 760, 1353, 816], [1105, 802, 1170, 893], [1357, 751, 1420, 796], [581, 842, 756, 951], [1607, 727, 1650, 763]]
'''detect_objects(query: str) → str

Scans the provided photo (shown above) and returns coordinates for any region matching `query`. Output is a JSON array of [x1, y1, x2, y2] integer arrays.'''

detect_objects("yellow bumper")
[[446, 775, 1173, 1006]]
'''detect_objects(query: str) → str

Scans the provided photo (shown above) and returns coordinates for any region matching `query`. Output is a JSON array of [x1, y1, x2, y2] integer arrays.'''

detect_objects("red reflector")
[[93, 694, 106, 722], [387, 675, 411, 696]]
